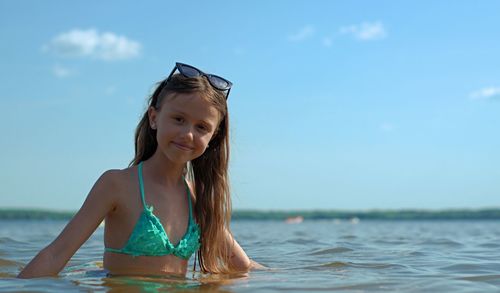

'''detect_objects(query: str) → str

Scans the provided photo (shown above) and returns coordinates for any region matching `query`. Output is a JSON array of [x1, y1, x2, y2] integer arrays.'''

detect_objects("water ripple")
[[0, 237, 24, 245], [301, 261, 406, 271], [457, 274, 500, 284], [309, 247, 354, 255], [478, 242, 500, 248], [440, 262, 500, 274], [418, 238, 463, 247], [302, 261, 350, 270]]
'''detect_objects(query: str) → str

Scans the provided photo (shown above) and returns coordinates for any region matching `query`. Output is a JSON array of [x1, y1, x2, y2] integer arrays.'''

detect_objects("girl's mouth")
[[172, 142, 194, 151]]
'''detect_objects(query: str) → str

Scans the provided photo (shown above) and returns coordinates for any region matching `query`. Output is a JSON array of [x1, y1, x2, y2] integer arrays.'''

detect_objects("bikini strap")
[[140, 162, 192, 218], [138, 162, 148, 209]]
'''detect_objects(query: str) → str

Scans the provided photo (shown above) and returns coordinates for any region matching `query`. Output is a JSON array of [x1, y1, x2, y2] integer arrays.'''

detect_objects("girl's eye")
[[173, 117, 184, 123], [197, 125, 209, 132]]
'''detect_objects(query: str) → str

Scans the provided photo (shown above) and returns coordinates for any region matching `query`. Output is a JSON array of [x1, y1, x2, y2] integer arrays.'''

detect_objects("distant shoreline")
[[1, 208, 500, 220]]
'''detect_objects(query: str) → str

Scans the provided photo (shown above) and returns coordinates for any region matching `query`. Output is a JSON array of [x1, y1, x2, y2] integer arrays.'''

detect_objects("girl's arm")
[[225, 229, 266, 272], [17, 171, 118, 278]]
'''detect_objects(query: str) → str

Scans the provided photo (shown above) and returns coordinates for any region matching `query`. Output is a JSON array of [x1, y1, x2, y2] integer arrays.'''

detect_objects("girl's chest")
[[112, 189, 191, 245]]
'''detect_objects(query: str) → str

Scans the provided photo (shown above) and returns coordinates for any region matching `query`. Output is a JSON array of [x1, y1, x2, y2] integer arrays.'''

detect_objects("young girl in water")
[[18, 62, 262, 278]]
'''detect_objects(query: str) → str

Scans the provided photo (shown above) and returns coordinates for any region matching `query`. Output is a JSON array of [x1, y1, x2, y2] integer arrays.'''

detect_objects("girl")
[[18, 62, 262, 278]]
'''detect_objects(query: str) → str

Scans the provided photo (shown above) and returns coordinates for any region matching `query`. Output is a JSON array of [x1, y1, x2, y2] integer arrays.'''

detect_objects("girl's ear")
[[148, 106, 158, 130]]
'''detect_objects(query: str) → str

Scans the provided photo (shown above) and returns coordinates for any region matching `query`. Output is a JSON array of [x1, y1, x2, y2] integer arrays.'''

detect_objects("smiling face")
[[148, 92, 221, 165]]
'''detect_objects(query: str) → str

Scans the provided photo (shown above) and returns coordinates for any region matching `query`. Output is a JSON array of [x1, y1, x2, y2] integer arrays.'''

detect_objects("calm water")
[[1, 219, 500, 292]]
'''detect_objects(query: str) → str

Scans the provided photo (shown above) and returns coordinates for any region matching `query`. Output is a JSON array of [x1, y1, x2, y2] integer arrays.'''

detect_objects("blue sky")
[[1, 1, 499, 211]]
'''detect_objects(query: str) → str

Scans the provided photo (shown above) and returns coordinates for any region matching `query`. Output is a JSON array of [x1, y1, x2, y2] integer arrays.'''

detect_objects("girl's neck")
[[143, 151, 186, 188]]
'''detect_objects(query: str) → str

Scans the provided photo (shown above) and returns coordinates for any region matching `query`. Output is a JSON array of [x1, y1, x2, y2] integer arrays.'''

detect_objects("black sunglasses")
[[166, 62, 233, 99]]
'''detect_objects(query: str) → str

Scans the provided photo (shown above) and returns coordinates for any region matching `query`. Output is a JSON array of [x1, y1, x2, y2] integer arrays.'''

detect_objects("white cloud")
[[340, 21, 387, 41], [52, 64, 73, 78], [44, 29, 141, 61], [470, 86, 500, 100], [288, 25, 315, 42]]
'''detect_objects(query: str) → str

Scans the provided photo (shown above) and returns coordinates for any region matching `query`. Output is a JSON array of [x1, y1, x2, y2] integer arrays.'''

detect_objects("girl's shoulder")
[[95, 166, 137, 199], [91, 166, 140, 212]]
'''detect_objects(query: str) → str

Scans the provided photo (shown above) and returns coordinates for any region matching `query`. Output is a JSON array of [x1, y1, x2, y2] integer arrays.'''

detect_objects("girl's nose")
[[180, 125, 194, 140]]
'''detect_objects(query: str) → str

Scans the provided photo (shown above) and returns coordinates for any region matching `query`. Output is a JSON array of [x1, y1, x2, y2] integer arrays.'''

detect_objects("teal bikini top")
[[105, 162, 201, 259]]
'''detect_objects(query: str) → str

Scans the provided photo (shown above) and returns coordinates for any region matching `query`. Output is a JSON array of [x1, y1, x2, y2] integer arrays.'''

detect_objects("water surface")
[[1, 219, 500, 292]]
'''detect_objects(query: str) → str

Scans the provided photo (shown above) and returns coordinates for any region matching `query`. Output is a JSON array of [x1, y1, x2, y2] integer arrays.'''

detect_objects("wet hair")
[[131, 73, 234, 273]]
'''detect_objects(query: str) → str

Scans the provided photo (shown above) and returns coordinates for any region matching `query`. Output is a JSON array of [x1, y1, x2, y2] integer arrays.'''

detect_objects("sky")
[[1, 1, 499, 211]]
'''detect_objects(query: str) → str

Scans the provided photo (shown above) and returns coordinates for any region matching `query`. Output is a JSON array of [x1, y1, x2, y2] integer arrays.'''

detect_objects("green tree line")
[[2, 208, 500, 220]]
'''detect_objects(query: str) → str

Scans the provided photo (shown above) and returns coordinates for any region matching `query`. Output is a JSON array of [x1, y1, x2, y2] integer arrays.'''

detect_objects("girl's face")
[[149, 92, 221, 164]]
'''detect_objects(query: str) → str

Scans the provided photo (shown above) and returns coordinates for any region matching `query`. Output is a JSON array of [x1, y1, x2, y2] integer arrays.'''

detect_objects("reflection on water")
[[2, 219, 500, 292], [65, 266, 247, 292]]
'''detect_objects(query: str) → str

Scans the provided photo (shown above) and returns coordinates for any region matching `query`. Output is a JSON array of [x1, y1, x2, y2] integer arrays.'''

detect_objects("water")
[[1, 219, 500, 292]]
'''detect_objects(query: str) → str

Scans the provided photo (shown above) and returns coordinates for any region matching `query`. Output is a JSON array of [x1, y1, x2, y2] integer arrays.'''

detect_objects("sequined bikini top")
[[105, 162, 200, 259]]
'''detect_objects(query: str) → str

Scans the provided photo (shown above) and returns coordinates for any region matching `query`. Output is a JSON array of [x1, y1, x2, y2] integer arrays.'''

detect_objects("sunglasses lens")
[[178, 64, 201, 78], [208, 75, 231, 90], [173, 63, 231, 98]]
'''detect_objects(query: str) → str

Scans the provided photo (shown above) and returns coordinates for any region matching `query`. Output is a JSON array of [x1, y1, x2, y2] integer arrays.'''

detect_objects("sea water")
[[1, 219, 500, 292]]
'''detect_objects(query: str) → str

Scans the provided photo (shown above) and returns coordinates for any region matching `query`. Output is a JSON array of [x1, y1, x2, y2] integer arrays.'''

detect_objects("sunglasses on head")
[[166, 62, 233, 99]]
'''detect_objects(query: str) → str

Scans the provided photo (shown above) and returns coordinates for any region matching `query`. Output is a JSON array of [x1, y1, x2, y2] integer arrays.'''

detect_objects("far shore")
[[1, 208, 500, 221]]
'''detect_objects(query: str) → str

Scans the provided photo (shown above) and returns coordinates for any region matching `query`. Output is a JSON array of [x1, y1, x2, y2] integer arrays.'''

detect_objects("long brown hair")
[[131, 73, 234, 273]]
